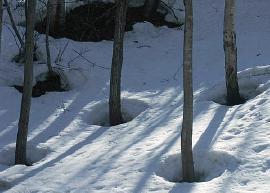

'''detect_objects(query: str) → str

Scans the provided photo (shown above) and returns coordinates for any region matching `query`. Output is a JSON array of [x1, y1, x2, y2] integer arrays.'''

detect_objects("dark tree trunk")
[[143, 0, 160, 19], [46, 0, 53, 74], [56, 0, 65, 33], [109, 0, 128, 126], [224, 0, 241, 105], [50, 0, 65, 35], [181, 0, 195, 182], [0, 0, 3, 53], [15, 0, 36, 165]]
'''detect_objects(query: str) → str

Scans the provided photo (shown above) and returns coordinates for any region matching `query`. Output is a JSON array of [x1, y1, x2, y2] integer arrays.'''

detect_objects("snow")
[[87, 98, 149, 126], [0, 0, 270, 192]]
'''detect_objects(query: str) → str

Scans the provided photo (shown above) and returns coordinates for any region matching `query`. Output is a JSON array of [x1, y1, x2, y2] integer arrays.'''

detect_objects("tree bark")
[[224, 0, 241, 105], [109, 0, 128, 126], [46, 0, 53, 74], [181, 0, 195, 182], [57, 0, 65, 33], [143, 0, 160, 19], [0, 0, 3, 53], [15, 0, 36, 165], [4, 0, 24, 48], [50, 0, 65, 35]]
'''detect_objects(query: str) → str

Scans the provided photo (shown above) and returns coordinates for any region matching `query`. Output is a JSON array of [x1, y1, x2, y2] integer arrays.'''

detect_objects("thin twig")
[[4, 0, 24, 48], [173, 65, 181, 80], [73, 49, 110, 70], [160, 1, 181, 24], [136, 45, 151, 48], [3, 23, 20, 49]]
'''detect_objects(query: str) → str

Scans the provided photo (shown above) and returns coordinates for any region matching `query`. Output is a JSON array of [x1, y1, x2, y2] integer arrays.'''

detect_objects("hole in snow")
[[203, 75, 270, 106], [156, 151, 240, 183], [86, 98, 148, 126], [201, 66, 270, 106], [0, 144, 51, 166]]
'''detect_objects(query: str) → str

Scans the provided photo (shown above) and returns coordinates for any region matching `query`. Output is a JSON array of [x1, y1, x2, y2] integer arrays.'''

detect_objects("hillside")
[[0, 0, 269, 192]]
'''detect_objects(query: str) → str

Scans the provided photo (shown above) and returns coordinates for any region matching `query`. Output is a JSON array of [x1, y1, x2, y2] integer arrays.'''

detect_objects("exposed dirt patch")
[[13, 72, 66, 97], [36, 2, 180, 42]]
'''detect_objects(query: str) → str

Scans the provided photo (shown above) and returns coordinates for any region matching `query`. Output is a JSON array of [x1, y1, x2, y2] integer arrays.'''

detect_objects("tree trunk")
[[50, 0, 65, 35], [109, 0, 128, 126], [15, 0, 36, 165], [57, 0, 65, 33], [0, 0, 3, 53], [224, 0, 241, 105], [46, 0, 53, 74], [181, 0, 195, 182], [143, 0, 160, 19]]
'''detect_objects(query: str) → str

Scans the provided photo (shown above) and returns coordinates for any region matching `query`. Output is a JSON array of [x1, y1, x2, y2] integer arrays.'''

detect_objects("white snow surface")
[[0, 0, 270, 192]]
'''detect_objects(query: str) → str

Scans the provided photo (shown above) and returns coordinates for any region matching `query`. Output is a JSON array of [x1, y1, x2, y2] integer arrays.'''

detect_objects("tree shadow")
[[193, 105, 229, 153], [1, 87, 233, 193], [216, 103, 267, 193], [65, 89, 183, 187], [131, 131, 180, 193], [165, 103, 241, 193], [0, 88, 175, 190], [8, 125, 110, 188], [169, 183, 195, 193]]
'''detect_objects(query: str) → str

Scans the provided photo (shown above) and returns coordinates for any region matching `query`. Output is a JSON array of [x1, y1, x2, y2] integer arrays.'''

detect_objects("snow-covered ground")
[[0, 0, 270, 192]]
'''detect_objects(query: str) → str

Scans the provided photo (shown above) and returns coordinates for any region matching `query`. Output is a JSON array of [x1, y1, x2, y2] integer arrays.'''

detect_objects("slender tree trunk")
[[50, 0, 65, 35], [224, 0, 241, 105], [15, 0, 36, 165], [109, 0, 128, 126], [4, 0, 24, 48], [57, 0, 65, 34], [46, 0, 53, 74], [49, 0, 57, 34], [0, 0, 3, 53], [181, 0, 195, 182], [143, 0, 160, 19]]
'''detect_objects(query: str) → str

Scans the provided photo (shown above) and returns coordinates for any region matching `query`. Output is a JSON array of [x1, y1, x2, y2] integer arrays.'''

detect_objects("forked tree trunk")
[[181, 0, 195, 182], [109, 0, 128, 126], [15, 0, 36, 165], [143, 0, 160, 19], [224, 0, 241, 105]]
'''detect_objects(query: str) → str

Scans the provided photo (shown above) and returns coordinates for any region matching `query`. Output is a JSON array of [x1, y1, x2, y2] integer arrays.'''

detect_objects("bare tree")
[[181, 0, 195, 182], [50, 0, 65, 35], [109, 0, 128, 126], [143, 0, 160, 19], [57, 0, 65, 33], [46, 0, 53, 74], [224, 0, 241, 105], [0, 0, 3, 53], [15, 0, 36, 165]]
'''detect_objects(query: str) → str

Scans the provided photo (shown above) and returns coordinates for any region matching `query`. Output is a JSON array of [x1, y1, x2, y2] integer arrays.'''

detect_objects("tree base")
[[226, 96, 246, 106]]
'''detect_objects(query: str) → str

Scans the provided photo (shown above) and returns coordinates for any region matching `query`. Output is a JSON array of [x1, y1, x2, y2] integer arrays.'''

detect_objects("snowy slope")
[[0, 0, 270, 192]]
